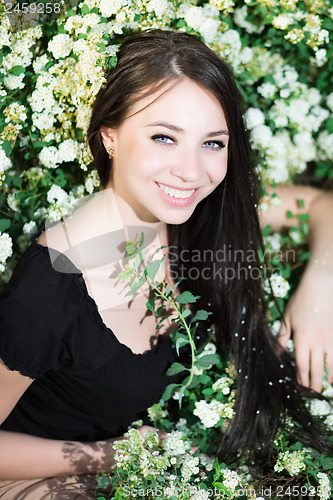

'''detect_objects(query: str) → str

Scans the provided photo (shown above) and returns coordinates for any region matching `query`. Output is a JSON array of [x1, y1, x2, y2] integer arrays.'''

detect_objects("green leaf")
[[178, 385, 186, 407], [166, 362, 187, 376], [299, 213, 310, 221], [97, 476, 112, 488], [325, 116, 333, 133], [145, 260, 160, 281], [214, 482, 230, 493], [146, 296, 156, 312], [176, 19, 186, 28], [125, 242, 137, 257], [161, 383, 179, 401], [182, 309, 192, 318], [2, 140, 12, 156], [81, 3, 89, 15], [175, 334, 188, 355], [0, 219, 11, 232], [191, 309, 211, 322], [215, 457, 220, 476], [262, 224, 271, 237], [322, 457, 333, 470], [10, 65, 25, 76], [175, 291, 198, 304], [98, 42, 106, 53], [117, 271, 129, 280], [202, 388, 214, 396], [197, 353, 220, 368], [286, 210, 293, 219]]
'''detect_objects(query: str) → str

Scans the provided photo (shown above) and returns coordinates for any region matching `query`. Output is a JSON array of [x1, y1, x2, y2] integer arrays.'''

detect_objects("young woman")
[[0, 29, 332, 498]]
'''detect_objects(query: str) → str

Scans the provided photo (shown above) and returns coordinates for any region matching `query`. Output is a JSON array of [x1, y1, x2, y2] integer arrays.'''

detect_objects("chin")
[[159, 210, 196, 226]]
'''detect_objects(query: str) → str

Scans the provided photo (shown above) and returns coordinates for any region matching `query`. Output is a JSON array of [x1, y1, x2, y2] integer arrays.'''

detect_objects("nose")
[[170, 148, 203, 183]]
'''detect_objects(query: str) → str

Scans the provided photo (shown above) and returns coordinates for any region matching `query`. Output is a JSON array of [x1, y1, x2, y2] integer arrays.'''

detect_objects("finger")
[[294, 343, 310, 388], [277, 316, 291, 349], [309, 348, 324, 393]]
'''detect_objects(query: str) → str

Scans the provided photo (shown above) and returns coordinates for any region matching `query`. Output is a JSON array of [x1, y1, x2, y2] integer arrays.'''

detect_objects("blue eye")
[[203, 140, 226, 150], [152, 134, 175, 145]]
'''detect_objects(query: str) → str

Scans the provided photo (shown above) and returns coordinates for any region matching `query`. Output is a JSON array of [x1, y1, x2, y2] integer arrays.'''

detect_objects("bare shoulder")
[[36, 221, 70, 254]]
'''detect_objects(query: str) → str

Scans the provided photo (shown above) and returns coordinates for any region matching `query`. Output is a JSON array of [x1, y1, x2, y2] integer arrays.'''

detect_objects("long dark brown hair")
[[87, 29, 332, 462]]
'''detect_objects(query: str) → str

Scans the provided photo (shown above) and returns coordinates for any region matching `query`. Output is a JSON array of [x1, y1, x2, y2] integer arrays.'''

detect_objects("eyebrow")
[[145, 121, 230, 137]]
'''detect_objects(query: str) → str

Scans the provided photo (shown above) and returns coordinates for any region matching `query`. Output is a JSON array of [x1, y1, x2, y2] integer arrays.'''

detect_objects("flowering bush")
[[0, 0, 333, 498]]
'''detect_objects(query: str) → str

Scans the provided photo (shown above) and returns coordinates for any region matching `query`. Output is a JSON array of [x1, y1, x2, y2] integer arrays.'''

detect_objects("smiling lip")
[[155, 182, 199, 207]]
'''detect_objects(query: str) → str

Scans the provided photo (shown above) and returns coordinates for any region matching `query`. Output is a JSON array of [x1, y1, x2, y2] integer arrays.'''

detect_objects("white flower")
[[257, 82, 276, 99], [309, 399, 332, 417], [33, 54, 49, 73], [181, 455, 200, 482], [189, 489, 211, 500], [325, 414, 333, 430], [0, 147, 12, 172], [47, 185, 68, 205], [245, 108, 265, 129], [240, 46, 253, 65], [23, 221, 37, 235], [0, 231, 13, 272], [271, 320, 281, 336], [274, 450, 307, 476], [264, 233, 283, 253], [251, 125, 273, 149], [99, 0, 127, 17], [85, 170, 100, 194], [184, 6, 204, 31], [32, 111, 56, 131], [272, 13, 293, 30], [162, 431, 191, 456], [317, 472, 331, 500], [193, 400, 224, 428], [58, 139, 79, 163], [7, 192, 19, 212], [264, 274, 290, 298], [212, 376, 232, 393], [234, 6, 258, 33], [200, 17, 220, 43], [48, 34, 73, 59], [147, 0, 171, 18], [39, 146, 60, 169], [222, 468, 242, 492], [4, 73, 25, 90]]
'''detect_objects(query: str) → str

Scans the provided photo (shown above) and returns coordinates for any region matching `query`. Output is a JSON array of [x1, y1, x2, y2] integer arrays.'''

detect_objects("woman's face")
[[101, 78, 229, 225]]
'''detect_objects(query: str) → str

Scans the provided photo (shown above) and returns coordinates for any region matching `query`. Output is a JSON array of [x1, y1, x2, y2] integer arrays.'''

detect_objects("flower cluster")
[[274, 450, 307, 476], [264, 274, 290, 299], [0, 231, 13, 273]]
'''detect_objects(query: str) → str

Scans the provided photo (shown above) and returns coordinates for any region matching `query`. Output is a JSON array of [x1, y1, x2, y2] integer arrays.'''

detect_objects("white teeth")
[[158, 184, 195, 199]]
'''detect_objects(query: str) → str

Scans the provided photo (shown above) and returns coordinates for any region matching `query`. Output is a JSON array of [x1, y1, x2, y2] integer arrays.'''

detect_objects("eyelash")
[[151, 134, 226, 150]]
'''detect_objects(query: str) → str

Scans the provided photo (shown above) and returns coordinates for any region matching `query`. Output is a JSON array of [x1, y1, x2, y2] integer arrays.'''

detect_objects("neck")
[[104, 185, 168, 247]]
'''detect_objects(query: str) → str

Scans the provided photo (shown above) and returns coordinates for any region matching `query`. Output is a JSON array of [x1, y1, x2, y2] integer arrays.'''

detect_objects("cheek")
[[208, 156, 228, 185]]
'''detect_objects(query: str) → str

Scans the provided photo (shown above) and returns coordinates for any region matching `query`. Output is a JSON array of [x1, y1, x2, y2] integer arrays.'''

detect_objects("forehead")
[[124, 78, 227, 129]]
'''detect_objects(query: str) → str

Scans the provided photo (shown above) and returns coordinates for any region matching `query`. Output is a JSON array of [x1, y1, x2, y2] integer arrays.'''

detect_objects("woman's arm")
[[0, 360, 118, 480], [0, 360, 159, 480], [259, 185, 333, 392]]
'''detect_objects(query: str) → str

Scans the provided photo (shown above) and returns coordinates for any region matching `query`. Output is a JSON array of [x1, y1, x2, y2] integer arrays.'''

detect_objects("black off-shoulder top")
[[0, 227, 180, 442]]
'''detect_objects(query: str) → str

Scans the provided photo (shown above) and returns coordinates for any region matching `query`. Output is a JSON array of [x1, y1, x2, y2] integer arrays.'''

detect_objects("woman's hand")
[[278, 265, 333, 392]]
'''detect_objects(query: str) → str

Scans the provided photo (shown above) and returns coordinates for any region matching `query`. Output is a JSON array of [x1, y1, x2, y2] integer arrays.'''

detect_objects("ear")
[[100, 126, 117, 150]]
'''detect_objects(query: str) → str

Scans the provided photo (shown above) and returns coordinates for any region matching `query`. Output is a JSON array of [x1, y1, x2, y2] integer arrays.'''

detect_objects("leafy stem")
[[118, 235, 211, 405]]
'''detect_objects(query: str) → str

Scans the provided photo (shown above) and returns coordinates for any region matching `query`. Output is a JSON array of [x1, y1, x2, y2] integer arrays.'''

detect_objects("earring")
[[105, 146, 114, 159]]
